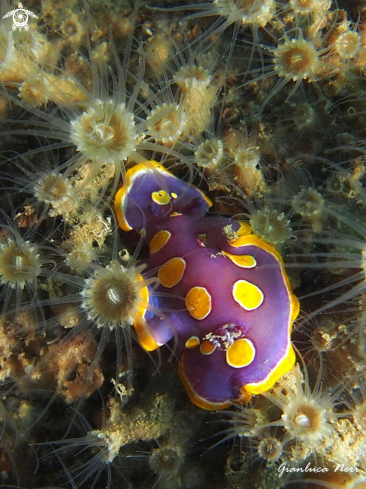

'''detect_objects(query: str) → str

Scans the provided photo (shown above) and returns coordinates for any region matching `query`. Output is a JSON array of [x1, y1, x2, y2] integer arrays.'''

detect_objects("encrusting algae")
[[1, 0, 366, 487]]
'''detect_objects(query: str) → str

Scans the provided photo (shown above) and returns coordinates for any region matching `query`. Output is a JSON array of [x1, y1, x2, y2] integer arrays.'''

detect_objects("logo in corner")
[[3, 2, 38, 31]]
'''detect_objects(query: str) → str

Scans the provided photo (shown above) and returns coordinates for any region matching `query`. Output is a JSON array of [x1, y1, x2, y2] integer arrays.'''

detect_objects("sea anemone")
[[17, 252, 160, 409], [2, 6, 200, 206], [0, 203, 58, 316], [262, 362, 342, 461]]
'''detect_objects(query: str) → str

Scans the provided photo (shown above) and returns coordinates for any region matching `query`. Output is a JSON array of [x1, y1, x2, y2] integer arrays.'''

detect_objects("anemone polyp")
[[232, 146, 263, 197], [42, 428, 121, 489], [244, 26, 331, 110], [0, 239, 41, 290], [60, 13, 84, 46], [87, 430, 120, 464], [264, 365, 337, 451], [34, 172, 70, 202], [281, 395, 332, 446], [80, 260, 149, 330], [335, 31, 361, 60], [19, 72, 88, 107], [70, 100, 137, 164], [213, 0, 275, 28], [173, 63, 219, 137], [0, 205, 60, 315], [146, 103, 187, 146], [274, 38, 321, 82], [152, 0, 276, 39], [0, 29, 38, 83], [149, 446, 181, 482], [218, 403, 269, 443], [18, 75, 48, 106], [173, 65, 212, 91], [289, 0, 331, 15], [65, 244, 97, 273], [249, 207, 293, 247], [284, 404, 325, 437], [256, 436, 284, 465], [292, 187, 326, 233], [34, 172, 75, 217], [194, 138, 224, 168]]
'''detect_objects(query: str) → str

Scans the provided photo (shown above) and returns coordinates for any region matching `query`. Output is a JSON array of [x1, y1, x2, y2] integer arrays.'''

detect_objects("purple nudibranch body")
[[114, 162, 299, 410]]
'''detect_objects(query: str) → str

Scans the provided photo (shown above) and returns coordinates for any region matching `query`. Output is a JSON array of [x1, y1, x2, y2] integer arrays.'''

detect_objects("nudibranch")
[[114, 162, 300, 410]]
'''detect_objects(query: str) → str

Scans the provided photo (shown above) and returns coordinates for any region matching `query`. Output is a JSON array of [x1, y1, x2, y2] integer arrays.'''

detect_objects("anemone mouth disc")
[[34, 172, 73, 204], [70, 101, 137, 162], [81, 261, 147, 330], [0, 239, 41, 288], [274, 39, 319, 81]]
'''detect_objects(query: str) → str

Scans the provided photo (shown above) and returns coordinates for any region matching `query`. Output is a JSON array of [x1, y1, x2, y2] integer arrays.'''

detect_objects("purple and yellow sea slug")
[[114, 162, 299, 410]]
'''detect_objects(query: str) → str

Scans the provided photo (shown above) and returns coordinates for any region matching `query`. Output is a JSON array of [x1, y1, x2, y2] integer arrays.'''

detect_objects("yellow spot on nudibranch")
[[171, 192, 178, 198], [200, 339, 216, 355], [150, 230, 171, 254], [185, 336, 200, 349], [170, 212, 182, 217], [185, 286, 212, 320], [223, 252, 256, 268], [158, 257, 186, 288], [226, 338, 256, 368], [152, 189, 171, 205], [233, 280, 264, 311]]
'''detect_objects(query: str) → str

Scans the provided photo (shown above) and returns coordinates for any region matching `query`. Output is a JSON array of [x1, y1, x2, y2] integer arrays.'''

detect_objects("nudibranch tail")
[[114, 162, 300, 410]]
